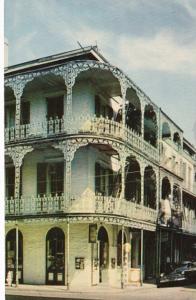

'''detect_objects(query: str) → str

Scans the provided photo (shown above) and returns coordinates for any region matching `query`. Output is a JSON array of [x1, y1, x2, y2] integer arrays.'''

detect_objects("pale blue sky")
[[4, 0, 196, 145]]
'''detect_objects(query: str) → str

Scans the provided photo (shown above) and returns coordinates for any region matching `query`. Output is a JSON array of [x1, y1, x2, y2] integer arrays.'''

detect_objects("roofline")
[[161, 109, 183, 133], [183, 138, 196, 152], [4, 45, 108, 75]]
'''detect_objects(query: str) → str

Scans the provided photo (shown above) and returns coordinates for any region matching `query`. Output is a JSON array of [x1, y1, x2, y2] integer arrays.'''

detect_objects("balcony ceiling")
[[23, 74, 66, 94], [90, 143, 118, 156], [77, 69, 122, 98]]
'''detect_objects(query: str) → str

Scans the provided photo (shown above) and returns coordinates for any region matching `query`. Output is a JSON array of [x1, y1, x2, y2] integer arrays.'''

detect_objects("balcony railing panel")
[[5, 194, 157, 224], [5, 116, 159, 161]]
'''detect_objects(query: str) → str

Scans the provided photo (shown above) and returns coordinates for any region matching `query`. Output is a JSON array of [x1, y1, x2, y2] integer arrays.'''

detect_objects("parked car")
[[157, 261, 196, 287]]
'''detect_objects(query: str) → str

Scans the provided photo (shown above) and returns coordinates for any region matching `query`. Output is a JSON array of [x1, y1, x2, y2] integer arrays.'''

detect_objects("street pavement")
[[5, 283, 196, 300]]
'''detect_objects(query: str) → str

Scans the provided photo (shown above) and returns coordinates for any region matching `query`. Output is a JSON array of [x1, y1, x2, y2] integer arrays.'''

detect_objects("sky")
[[4, 0, 196, 145]]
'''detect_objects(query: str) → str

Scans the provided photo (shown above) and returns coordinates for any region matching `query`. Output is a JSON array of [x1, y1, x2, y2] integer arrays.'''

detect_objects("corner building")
[[5, 46, 196, 287]]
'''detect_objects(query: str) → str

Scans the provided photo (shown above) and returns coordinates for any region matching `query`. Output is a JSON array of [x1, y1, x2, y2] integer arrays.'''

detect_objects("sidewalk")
[[5, 283, 157, 299]]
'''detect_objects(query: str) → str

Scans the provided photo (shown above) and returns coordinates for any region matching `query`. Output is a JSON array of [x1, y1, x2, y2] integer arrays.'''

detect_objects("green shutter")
[[37, 163, 47, 196]]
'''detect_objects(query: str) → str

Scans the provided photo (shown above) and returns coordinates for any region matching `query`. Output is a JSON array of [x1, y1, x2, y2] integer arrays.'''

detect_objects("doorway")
[[46, 227, 65, 285], [97, 226, 109, 283], [6, 229, 23, 283]]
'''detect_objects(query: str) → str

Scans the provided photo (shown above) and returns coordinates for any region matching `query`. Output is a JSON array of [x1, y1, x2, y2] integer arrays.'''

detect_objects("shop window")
[[47, 96, 64, 120], [37, 162, 64, 196]]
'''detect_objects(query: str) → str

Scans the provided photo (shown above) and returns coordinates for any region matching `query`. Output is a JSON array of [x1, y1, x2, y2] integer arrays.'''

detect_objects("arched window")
[[117, 230, 126, 267], [125, 158, 141, 203], [173, 185, 181, 210], [144, 166, 156, 209], [161, 177, 171, 199], [6, 229, 23, 283], [173, 132, 181, 147], [162, 122, 171, 139], [46, 227, 65, 285], [144, 105, 157, 147], [125, 88, 141, 134]]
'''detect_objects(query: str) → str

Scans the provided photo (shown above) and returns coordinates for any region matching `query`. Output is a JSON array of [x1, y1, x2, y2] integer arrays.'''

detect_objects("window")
[[37, 162, 64, 196], [21, 101, 30, 125], [5, 167, 15, 198], [5, 104, 15, 128], [95, 162, 120, 196], [95, 95, 113, 119], [47, 96, 64, 120]]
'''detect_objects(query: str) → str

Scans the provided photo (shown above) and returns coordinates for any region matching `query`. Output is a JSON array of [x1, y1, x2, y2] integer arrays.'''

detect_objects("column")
[[121, 158, 126, 200], [156, 169, 160, 211], [140, 229, 144, 286], [66, 219, 70, 290], [65, 158, 72, 210], [54, 142, 74, 210], [121, 225, 124, 289], [64, 67, 75, 133], [66, 85, 73, 132], [140, 164, 145, 205], [13, 82, 26, 140], [140, 101, 145, 140], [120, 82, 127, 128], [15, 223, 19, 287], [14, 162, 21, 214]]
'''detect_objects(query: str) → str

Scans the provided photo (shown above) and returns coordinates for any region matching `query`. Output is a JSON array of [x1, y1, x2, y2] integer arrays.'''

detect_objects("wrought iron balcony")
[[5, 193, 157, 224], [5, 116, 159, 161]]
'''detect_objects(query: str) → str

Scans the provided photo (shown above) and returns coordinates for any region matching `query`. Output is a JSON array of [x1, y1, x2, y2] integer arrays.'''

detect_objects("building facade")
[[5, 46, 196, 287]]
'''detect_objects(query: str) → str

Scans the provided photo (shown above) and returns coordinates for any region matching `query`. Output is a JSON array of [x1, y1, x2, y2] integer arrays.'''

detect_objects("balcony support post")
[[63, 66, 76, 132], [155, 169, 160, 211], [140, 228, 144, 286], [140, 163, 145, 205], [12, 80, 28, 140], [121, 83, 127, 128], [141, 101, 145, 141], [15, 223, 19, 287], [65, 159, 72, 210], [66, 218, 70, 290], [120, 156, 126, 199], [121, 225, 124, 289]]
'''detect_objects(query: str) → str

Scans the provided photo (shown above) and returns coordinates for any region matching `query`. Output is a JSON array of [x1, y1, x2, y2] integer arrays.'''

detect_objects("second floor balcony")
[[5, 193, 157, 224], [5, 115, 159, 162]]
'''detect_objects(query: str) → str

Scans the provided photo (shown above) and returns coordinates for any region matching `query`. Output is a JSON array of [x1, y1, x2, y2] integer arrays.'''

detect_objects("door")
[[6, 229, 23, 283], [98, 226, 109, 283], [46, 227, 65, 285]]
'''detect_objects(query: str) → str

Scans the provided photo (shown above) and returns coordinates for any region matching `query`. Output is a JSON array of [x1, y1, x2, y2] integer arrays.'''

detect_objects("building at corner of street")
[[4, 45, 196, 288]]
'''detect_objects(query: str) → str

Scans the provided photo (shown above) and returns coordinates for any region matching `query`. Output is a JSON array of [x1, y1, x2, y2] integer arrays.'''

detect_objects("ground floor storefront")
[[156, 226, 196, 276], [5, 218, 156, 287]]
